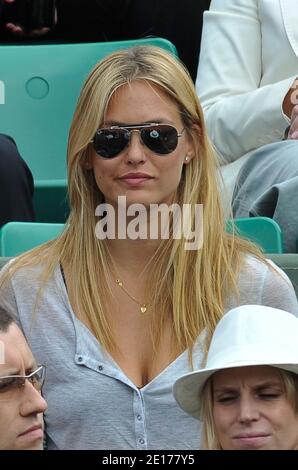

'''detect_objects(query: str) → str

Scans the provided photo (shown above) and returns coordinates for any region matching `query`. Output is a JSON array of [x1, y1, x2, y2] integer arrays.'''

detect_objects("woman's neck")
[[106, 237, 160, 273]]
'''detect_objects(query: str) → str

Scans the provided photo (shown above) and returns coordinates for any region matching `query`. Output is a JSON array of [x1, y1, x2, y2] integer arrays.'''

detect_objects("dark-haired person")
[[0, 0, 56, 37], [0, 134, 34, 227], [0, 0, 210, 81], [0, 307, 47, 450]]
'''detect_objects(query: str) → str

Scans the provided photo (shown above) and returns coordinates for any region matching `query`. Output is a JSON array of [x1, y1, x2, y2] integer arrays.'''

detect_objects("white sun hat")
[[173, 305, 298, 420]]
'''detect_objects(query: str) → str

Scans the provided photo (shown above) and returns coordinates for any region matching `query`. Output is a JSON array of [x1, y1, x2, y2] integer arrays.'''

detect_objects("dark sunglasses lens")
[[93, 129, 129, 158], [141, 126, 178, 154]]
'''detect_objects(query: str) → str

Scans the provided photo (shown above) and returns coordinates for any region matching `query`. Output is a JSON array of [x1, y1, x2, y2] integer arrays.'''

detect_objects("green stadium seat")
[[34, 179, 68, 223], [0, 38, 177, 222], [227, 217, 283, 254], [0, 222, 64, 257]]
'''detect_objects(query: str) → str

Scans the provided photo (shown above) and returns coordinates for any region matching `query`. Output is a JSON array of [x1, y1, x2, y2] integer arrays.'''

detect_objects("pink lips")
[[118, 172, 154, 186], [18, 424, 43, 440], [233, 432, 271, 448]]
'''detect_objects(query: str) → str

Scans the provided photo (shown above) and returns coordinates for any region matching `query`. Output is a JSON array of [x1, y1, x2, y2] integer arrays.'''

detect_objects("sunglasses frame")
[[0, 365, 46, 395], [91, 123, 185, 159]]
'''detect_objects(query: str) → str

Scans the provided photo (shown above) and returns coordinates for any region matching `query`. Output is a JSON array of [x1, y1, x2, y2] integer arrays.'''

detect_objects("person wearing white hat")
[[173, 305, 298, 450]]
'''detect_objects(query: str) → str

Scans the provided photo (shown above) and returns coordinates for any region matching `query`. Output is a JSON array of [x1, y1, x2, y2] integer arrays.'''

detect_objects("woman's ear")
[[184, 124, 201, 164], [184, 154, 193, 164], [183, 140, 196, 165]]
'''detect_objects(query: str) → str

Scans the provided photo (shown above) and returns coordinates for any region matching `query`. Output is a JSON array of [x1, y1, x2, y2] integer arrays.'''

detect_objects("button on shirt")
[[3, 264, 205, 449], [1, 257, 297, 449], [47, 315, 204, 450], [50, 321, 204, 450]]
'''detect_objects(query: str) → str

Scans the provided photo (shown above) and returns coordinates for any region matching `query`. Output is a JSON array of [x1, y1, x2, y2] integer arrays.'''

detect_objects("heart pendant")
[[140, 305, 147, 314]]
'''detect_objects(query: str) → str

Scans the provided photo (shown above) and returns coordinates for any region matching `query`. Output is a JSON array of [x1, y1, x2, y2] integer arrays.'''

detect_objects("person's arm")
[[196, 0, 297, 164]]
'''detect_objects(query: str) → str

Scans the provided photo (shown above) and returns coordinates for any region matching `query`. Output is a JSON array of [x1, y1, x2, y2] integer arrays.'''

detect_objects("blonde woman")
[[0, 46, 297, 450], [174, 305, 298, 450]]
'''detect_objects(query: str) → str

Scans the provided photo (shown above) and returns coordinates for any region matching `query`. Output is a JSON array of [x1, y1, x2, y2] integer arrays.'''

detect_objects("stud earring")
[[184, 156, 189, 162]]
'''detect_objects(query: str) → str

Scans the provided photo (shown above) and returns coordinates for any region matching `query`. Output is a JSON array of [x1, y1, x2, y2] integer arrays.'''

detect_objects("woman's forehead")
[[213, 365, 283, 387], [104, 81, 181, 124]]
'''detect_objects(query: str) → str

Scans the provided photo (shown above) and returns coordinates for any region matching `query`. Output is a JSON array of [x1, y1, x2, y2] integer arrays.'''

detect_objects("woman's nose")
[[124, 130, 147, 164], [238, 397, 260, 423]]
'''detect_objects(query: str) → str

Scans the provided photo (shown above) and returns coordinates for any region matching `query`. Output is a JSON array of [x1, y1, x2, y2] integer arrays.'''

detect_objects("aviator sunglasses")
[[92, 123, 185, 159], [0, 365, 46, 399]]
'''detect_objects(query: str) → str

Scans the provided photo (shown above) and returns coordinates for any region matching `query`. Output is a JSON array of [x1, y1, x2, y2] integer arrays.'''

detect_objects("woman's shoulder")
[[239, 254, 270, 278], [0, 258, 65, 327], [231, 254, 298, 315], [0, 258, 61, 293], [239, 254, 291, 286]]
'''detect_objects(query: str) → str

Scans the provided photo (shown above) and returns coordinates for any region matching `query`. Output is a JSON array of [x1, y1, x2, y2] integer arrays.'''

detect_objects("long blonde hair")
[[0, 46, 262, 357]]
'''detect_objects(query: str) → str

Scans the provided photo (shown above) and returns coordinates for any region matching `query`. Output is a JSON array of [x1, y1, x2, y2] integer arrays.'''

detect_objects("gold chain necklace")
[[115, 278, 148, 314]]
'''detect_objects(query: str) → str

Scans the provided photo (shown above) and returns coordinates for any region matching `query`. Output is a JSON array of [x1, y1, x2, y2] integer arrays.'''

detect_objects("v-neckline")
[[56, 264, 205, 390]]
